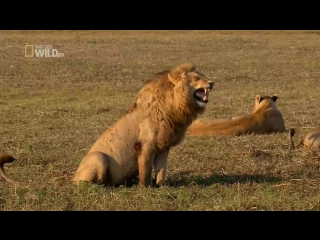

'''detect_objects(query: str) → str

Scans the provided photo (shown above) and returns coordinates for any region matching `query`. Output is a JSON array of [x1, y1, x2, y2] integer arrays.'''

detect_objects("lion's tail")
[[0, 154, 16, 184], [288, 128, 296, 152], [288, 128, 304, 154]]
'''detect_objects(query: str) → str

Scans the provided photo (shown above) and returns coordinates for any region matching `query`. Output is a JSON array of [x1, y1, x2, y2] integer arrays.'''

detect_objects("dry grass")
[[0, 30, 319, 211]]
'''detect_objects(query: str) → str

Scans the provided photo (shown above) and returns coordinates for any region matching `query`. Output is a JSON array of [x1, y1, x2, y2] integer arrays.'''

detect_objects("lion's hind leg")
[[72, 151, 109, 185]]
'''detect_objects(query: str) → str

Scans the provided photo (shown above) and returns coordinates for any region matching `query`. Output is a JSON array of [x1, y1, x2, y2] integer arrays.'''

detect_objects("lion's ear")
[[168, 63, 196, 85], [272, 95, 278, 102], [168, 72, 187, 85], [255, 95, 262, 103], [168, 73, 179, 85]]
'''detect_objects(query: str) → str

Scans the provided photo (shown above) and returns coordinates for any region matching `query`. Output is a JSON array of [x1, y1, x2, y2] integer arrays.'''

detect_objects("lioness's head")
[[253, 94, 278, 112], [168, 63, 214, 108]]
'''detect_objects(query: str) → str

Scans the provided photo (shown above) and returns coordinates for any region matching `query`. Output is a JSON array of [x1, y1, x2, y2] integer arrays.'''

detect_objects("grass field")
[[0, 30, 319, 211]]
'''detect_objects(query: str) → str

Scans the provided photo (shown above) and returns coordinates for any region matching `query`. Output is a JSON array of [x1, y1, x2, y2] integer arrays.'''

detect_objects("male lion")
[[72, 63, 214, 187], [0, 154, 16, 184], [186, 94, 286, 136], [289, 127, 320, 152]]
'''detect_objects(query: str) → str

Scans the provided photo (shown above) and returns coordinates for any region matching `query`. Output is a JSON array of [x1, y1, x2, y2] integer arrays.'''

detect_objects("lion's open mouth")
[[194, 88, 209, 103]]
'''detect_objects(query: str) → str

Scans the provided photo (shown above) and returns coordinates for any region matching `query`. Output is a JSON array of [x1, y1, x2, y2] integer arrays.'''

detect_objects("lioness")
[[0, 154, 16, 184], [186, 94, 286, 136], [72, 63, 214, 187], [196, 92, 268, 123], [289, 127, 320, 151]]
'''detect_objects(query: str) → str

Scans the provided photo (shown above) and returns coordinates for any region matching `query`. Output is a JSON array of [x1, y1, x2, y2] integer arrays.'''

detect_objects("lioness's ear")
[[255, 95, 262, 103], [272, 95, 278, 102], [168, 63, 196, 85]]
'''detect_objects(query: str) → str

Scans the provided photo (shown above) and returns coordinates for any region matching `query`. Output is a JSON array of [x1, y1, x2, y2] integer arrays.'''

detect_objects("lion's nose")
[[208, 82, 214, 90]]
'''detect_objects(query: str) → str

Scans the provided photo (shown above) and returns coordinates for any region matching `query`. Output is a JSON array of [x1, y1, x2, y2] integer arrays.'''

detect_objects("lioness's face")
[[187, 72, 214, 108]]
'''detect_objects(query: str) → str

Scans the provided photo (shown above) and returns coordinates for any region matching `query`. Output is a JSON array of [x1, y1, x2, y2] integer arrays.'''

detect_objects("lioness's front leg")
[[154, 149, 169, 187]]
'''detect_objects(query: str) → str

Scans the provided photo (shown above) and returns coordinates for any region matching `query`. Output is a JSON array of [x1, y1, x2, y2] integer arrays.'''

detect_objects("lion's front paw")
[[138, 180, 152, 187], [156, 180, 166, 188]]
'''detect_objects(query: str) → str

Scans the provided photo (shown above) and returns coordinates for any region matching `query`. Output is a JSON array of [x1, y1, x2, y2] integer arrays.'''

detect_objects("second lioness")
[[289, 127, 320, 152]]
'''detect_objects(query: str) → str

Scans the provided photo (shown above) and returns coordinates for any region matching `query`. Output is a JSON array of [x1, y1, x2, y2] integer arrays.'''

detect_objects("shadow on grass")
[[81, 171, 282, 189], [166, 171, 283, 187]]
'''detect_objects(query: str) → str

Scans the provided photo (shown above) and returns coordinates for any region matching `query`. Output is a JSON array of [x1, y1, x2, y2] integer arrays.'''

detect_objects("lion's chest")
[[156, 123, 187, 150]]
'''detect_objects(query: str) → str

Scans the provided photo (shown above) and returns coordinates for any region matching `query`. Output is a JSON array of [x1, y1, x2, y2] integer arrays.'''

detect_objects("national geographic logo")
[[24, 45, 64, 58]]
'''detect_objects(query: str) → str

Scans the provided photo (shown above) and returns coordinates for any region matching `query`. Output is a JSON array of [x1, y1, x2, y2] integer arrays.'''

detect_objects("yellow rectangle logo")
[[25, 45, 34, 57]]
